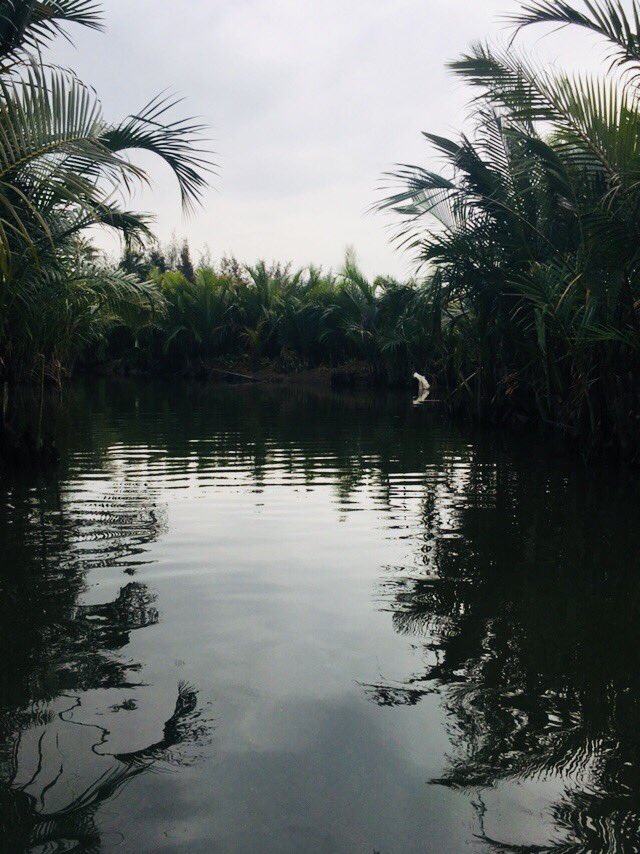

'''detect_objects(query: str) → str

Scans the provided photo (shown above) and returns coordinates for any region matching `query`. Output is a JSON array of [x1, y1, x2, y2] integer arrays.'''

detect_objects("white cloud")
[[50, 0, 609, 277]]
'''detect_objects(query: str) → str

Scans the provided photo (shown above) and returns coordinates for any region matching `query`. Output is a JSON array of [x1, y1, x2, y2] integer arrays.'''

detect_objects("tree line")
[[3, 1, 640, 460]]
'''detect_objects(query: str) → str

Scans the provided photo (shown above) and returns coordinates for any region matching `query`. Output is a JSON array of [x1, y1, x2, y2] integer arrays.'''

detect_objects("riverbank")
[[2, 357, 634, 472], [88, 357, 407, 390]]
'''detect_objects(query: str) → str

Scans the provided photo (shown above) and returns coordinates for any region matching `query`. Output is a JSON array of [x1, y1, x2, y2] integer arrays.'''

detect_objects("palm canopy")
[[380, 0, 640, 450], [0, 0, 212, 381]]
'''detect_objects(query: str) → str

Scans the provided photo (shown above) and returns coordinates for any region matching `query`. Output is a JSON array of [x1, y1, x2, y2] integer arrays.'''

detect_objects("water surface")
[[1, 381, 639, 852]]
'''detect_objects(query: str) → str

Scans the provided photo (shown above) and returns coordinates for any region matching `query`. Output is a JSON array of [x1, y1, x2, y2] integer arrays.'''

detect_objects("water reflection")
[[368, 446, 640, 851], [0, 380, 638, 851], [1, 681, 207, 852], [0, 467, 209, 852]]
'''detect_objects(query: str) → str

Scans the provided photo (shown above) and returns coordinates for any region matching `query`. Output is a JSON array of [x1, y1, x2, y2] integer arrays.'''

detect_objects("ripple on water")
[[1, 382, 639, 852]]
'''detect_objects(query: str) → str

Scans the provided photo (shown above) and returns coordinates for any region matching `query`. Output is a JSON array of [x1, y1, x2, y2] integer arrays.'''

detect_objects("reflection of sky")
[[13, 474, 481, 851], [8, 383, 625, 851], [113, 697, 470, 853], [45, 465, 553, 851], [96, 484, 462, 851]]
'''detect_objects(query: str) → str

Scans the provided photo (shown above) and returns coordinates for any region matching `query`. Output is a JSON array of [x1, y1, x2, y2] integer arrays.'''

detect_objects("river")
[[0, 380, 638, 852]]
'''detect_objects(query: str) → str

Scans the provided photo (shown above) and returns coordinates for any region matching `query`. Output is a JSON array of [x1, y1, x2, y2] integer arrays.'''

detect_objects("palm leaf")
[[511, 1, 640, 70], [100, 94, 213, 213], [0, 0, 103, 65]]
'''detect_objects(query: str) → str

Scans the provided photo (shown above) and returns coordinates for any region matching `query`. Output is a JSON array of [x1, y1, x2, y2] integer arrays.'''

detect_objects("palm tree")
[[0, 0, 212, 384], [381, 0, 640, 454]]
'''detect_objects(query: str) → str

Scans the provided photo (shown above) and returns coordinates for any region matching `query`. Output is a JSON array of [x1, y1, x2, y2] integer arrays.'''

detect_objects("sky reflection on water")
[[1, 381, 639, 853]]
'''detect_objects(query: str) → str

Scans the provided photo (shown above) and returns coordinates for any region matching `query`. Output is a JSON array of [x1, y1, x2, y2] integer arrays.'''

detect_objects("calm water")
[[1, 381, 639, 853]]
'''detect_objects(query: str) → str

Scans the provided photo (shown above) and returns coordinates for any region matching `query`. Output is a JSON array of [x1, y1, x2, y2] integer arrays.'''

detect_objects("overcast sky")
[[50, 0, 605, 277]]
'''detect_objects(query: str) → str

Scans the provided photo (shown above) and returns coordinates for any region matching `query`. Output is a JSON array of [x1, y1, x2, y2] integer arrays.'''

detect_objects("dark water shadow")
[[365, 441, 640, 851]]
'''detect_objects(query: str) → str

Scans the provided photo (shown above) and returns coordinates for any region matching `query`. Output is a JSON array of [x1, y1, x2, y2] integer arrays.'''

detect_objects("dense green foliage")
[[382, 0, 640, 453], [0, 0, 209, 385], [100, 248, 434, 385], [4, 0, 640, 459]]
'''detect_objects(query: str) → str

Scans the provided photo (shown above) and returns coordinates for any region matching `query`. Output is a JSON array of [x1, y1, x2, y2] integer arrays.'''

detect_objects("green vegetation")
[[3, 0, 640, 461], [382, 0, 640, 456], [99, 245, 434, 386], [0, 1, 209, 387]]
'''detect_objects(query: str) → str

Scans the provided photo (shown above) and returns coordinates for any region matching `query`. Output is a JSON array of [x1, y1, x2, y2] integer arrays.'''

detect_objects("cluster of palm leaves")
[[106, 250, 435, 384], [0, 0, 209, 384], [382, 0, 640, 453]]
